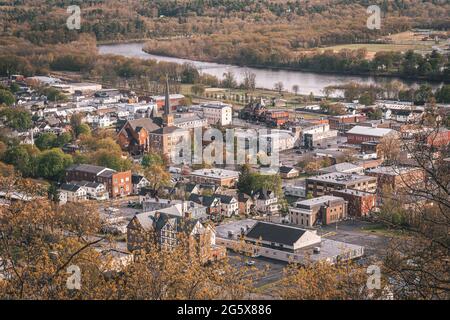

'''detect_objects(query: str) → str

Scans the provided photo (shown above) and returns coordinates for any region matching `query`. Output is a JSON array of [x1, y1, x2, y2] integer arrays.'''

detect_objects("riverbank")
[[142, 46, 447, 84], [98, 42, 442, 96]]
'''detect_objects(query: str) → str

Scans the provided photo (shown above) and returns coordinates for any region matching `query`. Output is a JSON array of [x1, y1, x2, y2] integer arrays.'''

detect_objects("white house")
[[58, 183, 87, 204], [73, 181, 109, 201], [214, 194, 239, 217], [253, 189, 278, 215], [131, 174, 150, 194]]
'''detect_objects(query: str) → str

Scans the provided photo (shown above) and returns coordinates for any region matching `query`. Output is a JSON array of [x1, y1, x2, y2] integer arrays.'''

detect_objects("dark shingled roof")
[[67, 164, 112, 175], [132, 174, 145, 184], [245, 222, 306, 246], [59, 183, 83, 192], [213, 194, 235, 204], [279, 166, 297, 174], [126, 118, 162, 133]]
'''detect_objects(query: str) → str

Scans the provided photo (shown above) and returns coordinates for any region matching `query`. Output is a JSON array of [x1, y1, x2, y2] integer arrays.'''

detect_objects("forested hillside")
[[1, 0, 448, 45], [0, 0, 449, 80]]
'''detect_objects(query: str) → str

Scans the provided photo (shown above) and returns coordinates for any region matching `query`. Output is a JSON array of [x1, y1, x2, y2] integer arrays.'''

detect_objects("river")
[[98, 42, 439, 97]]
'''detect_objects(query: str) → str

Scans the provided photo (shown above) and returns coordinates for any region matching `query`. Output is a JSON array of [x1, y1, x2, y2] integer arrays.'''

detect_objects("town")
[[1, 64, 448, 300]]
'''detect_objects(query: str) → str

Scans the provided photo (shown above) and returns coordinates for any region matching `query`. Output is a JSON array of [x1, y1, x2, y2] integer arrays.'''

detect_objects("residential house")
[[252, 189, 278, 215], [58, 183, 87, 204], [213, 194, 239, 217], [238, 193, 254, 215], [279, 166, 300, 179], [188, 194, 222, 218], [132, 174, 150, 194], [71, 181, 109, 201], [127, 211, 225, 263]]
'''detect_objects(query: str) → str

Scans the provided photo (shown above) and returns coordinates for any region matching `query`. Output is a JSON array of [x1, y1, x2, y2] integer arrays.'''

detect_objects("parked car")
[[245, 260, 255, 266]]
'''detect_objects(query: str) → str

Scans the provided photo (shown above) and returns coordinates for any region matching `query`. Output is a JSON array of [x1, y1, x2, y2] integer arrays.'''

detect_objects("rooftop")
[[347, 126, 395, 137], [367, 166, 422, 176], [307, 172, 376, 185], [319, 162, 363, 174], [190, 168, 239, 179], [294, 195, 345, 208], [67, 164, 116, 176], [245, 221, 308, 247]]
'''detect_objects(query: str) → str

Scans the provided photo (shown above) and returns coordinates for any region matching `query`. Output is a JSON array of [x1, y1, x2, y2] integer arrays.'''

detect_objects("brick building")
[[306, 172, 377, 197], [328, 114, 367, 132], [289, 196, 348, 227], [331, 189, 376, 217], [65, 164, 132, 198], [346, 126, 396, 145], [189, 168, 239, 188], [366, 166, 425, 194]]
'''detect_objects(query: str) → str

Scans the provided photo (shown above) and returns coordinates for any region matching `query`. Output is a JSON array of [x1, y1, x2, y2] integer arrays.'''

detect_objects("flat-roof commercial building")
[[306, 172, 377, 197], [289, 195, 348, 227], [319, 162, 364, 175], [366, 166, 425, 193], [215, 219, 364, 264], [189, 168, 239, 188], [201, 102, 233, 126], [331, 189, 377, 217], [346, 126, 396, 145]]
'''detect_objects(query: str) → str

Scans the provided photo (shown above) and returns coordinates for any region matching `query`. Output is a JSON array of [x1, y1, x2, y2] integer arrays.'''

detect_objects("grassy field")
[[360, 223, 408, 238], [321, 43, 433, 59]]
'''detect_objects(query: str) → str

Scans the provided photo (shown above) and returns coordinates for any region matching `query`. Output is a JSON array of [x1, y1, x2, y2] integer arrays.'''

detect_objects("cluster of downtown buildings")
[[2, 73, 450, 268]]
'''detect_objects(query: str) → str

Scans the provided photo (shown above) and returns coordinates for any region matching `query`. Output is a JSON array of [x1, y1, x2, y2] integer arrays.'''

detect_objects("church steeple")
[[163, 75, 174, 127], [164, 75, 171, 116]]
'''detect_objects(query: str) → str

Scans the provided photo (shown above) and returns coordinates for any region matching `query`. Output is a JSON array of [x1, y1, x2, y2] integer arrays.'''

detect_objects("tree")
[[435, 84, 450, 103], [36, 148, 73, 181], [55, 132, 73, 147], [191, 84, 205, 96], [143, 163, 171, 195], [242, 70, 256, 91], [373, 126, 450, 299], [222, 71, 237, 89], [75, 124, 91, 138], [368, 109, 383, 120], [180, 63, 200, 83], [0, 89, 15, 106], [236, 164, 254, 195], [276, 261, 381, 300], [0, 176, 112, 299], [35, 132, 58, 150], [91, 149, 132, 172], [414, 84, 434, 106], [292, 84, 299, 95], [0, 108, 32, 131], [359, 92, 375, 106], [39, 87, 67, 102], [141, 152, 165, 168], [273, 81, 284, 94], [377, 134, 401, 164], [0, 173, 261, 300], [3, 144, 39, 177]]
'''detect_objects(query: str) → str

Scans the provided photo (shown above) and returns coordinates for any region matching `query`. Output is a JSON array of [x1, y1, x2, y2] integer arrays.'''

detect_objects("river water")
[[98, 42, 439, 97]]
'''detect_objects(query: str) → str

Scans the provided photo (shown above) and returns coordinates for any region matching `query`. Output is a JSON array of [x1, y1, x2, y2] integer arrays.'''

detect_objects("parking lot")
[[319, 220, 390, 260], [227, 251, 287, 288]]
